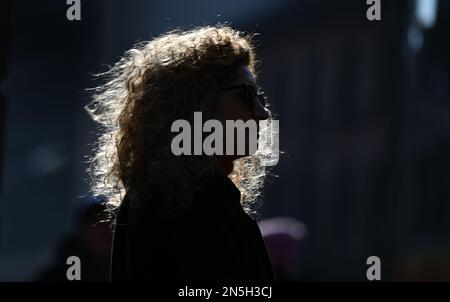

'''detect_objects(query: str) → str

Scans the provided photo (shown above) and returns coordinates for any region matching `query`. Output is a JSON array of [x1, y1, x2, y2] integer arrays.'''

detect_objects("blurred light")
[[407, 25, 424, 52], [415, 0, 439, 29], [258, 217, 307, 240], [26, 142, 67, 177]]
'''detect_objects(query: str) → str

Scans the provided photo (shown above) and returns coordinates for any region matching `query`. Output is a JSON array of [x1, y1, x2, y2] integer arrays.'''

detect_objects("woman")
[[86, 25, 276, 281]]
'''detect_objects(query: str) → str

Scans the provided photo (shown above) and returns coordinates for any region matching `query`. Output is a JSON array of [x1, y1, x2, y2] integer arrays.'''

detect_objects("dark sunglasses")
[[221, 84, 266, 109]]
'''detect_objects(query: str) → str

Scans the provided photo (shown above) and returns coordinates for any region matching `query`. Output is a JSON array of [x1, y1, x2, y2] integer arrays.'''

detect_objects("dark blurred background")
[[1, 0, 449, 281]]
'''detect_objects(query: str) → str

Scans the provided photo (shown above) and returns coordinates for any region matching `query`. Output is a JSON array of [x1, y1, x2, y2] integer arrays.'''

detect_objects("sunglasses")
[[221, 84, 266, 109]]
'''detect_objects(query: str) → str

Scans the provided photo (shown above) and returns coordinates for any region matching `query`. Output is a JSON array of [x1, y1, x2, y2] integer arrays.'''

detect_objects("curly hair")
[[86, 25, 271, 219]]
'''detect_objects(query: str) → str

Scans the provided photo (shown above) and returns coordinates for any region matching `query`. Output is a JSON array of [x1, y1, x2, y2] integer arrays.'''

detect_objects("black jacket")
[[110, 172, 275, 281]]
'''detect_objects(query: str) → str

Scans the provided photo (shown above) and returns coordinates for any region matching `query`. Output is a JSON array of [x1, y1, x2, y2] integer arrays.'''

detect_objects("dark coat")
[[110, 172, 275, 281]]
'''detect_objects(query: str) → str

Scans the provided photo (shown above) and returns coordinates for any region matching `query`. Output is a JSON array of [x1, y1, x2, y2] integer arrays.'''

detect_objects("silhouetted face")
[[216, 64, 270, 173]]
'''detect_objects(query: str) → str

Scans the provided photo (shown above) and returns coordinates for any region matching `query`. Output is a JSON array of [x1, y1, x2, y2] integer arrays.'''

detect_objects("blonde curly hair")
[[86, 25, 271, 219]]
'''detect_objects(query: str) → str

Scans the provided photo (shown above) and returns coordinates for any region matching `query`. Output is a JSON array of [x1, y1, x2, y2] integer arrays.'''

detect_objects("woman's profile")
[[86, 25, 276, 281]]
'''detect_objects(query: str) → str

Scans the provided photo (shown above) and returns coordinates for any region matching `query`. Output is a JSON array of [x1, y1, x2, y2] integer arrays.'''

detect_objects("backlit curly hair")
[[86, 25, 271, 219]]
